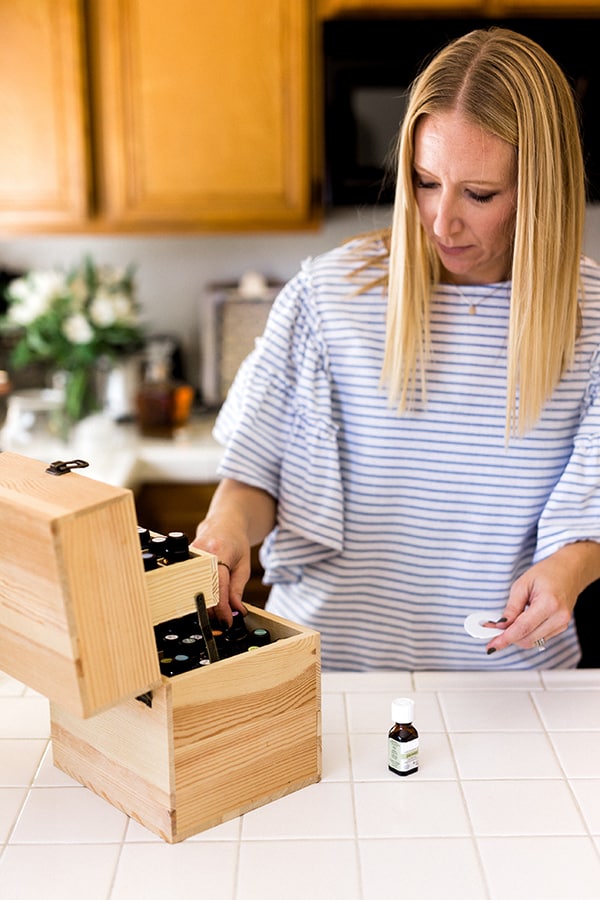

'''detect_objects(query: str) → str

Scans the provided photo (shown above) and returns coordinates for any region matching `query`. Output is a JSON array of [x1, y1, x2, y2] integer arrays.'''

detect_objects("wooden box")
[[0, 451, 321, 842]]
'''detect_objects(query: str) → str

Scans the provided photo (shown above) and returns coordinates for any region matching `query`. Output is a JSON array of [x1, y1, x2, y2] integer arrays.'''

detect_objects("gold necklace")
[[450, 282, 509, 315]]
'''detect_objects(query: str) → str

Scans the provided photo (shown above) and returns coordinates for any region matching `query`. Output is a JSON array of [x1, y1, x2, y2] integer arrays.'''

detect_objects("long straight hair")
[[381, 27, 585, 436]]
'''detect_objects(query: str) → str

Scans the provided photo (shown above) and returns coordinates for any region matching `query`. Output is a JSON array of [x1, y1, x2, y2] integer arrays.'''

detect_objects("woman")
[[193, 28, 600, 670]]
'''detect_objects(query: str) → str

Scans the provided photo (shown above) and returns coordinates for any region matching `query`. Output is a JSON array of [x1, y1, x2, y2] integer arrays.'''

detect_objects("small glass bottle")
[[137, 526, 151, 551], [149, 535, 169, 565], [221, 610, 250, 657], [136, 337, 194, 438], [141, 550, 159, 571], [388, 697, 419, 776], [248, 627, 271, 648], [164, 531, 190, 564]]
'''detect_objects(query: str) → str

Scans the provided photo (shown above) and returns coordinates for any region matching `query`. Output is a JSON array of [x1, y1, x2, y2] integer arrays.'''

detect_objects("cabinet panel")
[[318, 0, 485, 15], [317, 0, 598, 16], [0, 0, 90, 230], [90, 0, 315, 229]]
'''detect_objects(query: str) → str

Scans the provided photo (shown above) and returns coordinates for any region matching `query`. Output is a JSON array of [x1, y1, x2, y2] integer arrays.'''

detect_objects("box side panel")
[[174, 704, 320, 841], [171, 628, 321, 840], [56, 492, 161, 715], [0, 621, 81, 705], [145, 550, 219, 624], [51, 689, 176, 841], [0, 497, 81, 705], [0, 453, 160, 716]]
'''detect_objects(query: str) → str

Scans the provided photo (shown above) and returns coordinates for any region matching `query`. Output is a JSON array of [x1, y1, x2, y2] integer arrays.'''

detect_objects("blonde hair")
[[381, 27, 585, 436]]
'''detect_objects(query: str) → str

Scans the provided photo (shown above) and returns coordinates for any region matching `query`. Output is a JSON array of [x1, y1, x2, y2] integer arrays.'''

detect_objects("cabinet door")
[[0, 0, 91, 231], [90, 0, 315, 229]]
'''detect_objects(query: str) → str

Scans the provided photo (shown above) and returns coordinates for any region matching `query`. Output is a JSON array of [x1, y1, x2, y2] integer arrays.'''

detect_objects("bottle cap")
[[391, 697, 414, 725], [165, 531, 190, 562], [141, 551, 158, 571], [228, 610, 249, 637], [250, 627, 271, 646]]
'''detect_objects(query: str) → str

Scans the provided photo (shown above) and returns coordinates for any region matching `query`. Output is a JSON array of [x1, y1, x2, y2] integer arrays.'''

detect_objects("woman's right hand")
[[193, 514, 252, 626], [191, 478, 277, 627]]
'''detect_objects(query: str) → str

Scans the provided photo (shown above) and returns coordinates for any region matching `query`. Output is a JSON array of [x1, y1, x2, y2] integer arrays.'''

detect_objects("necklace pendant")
[[469, 304, 477, 315]]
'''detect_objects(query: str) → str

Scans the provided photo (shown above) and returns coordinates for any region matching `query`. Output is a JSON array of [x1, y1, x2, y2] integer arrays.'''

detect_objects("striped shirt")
[[214, 238, 600, 671]]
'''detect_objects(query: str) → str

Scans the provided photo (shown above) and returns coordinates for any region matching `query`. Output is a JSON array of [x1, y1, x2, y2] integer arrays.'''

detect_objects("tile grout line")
[[343, 690, 366, 900], [435, 688, 493, 900]]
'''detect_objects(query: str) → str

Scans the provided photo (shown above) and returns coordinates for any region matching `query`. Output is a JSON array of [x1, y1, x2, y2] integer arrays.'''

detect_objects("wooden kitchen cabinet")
[[0, 0, 316, 233], [134, 481, 270, 609], [0, 0, 91, 230], [89, 0, 316, 230]]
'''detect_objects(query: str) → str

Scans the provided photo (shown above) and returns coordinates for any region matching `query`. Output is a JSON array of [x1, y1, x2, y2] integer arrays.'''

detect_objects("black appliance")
[[323, 16, 600, 207]]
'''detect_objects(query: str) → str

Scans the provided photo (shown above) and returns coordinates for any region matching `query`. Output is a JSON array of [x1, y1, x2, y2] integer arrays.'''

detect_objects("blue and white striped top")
[[214, 238, 600, 671]]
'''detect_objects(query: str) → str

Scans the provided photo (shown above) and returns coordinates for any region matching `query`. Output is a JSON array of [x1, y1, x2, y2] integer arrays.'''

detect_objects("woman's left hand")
[[486, 540, 600, 654]]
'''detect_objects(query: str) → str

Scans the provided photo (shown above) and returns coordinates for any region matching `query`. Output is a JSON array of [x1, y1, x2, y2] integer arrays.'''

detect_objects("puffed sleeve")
[[212, 259, 344, 583], [535, 345, 600, 560]]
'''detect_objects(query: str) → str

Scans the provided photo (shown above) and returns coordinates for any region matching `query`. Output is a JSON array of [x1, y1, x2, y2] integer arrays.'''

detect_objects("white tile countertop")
[[1, 669, 599, 900]]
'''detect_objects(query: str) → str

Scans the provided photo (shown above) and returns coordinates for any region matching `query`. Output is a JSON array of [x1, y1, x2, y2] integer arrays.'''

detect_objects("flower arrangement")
[[1, 256, 145, 426]]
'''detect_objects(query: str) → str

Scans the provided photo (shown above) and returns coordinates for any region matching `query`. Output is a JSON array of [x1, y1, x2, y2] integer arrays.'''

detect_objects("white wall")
[[2, 203, 600, 397]]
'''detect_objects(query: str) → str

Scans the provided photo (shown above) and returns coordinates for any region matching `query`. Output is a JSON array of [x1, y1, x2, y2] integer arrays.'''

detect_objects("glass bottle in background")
[[136, 337, 194, 438], [0, 370, 12, 429]]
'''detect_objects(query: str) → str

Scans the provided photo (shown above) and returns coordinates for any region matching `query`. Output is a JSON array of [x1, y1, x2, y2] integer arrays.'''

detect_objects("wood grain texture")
[[0, 452, 160, 716], [51, 605, 321, 841]]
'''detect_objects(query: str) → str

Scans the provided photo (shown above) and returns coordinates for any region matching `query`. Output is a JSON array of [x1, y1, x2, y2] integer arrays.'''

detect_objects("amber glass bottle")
[[136, 338, 194, 437], [388, 697, 419, 776]]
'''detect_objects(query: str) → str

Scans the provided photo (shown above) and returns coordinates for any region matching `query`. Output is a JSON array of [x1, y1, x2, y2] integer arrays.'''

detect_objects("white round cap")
[[464, 612, 504, 640], [391, 697, 414, 724]]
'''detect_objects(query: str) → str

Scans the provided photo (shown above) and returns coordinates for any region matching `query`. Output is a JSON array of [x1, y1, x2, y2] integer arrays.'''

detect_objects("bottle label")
[[388, 737, 419, 773]]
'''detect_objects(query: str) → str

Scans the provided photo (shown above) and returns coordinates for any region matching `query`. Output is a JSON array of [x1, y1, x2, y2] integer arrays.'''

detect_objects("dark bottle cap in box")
[[160, 654, 197, 677], [165, 531, 190, 564], [250, 627, 271, 647], [222, 610, 250, 655], [142, 551, 159, 571], [149, 535, 168, 564]]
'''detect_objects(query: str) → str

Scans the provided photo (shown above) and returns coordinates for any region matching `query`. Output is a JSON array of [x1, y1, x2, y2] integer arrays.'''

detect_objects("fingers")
[[213, 555, 249, 628], [192, 523, 251, 626], [484, 569, 572, 655], [486, 613, 552, 655]]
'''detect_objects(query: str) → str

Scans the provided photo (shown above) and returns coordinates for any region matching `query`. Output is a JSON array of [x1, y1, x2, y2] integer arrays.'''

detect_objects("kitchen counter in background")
[[0, 411, 224, 490], [0, 669, 599, 900]]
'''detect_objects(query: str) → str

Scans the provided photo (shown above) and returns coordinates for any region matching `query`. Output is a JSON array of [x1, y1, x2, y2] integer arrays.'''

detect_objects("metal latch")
[[45, 459, 90, 476]]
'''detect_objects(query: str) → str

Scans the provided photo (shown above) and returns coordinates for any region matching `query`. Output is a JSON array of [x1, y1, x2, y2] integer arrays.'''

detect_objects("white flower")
[[6, 270, 67, 325], [98, 264, 128, 287], [110, 291, 137, 324], [89, 289, 117, 327], [89, 289, 136, 327], [62, 313, 94, 345], [68, 273, 88, 306]]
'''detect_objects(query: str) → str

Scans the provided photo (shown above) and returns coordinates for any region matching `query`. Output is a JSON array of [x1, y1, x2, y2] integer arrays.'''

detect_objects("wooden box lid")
[[0, 451, 162, 717]]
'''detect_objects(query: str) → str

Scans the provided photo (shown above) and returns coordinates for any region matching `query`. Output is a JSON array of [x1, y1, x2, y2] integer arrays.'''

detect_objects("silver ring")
[[217, 560, 231, 573], [535, 638, 547, 652]]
